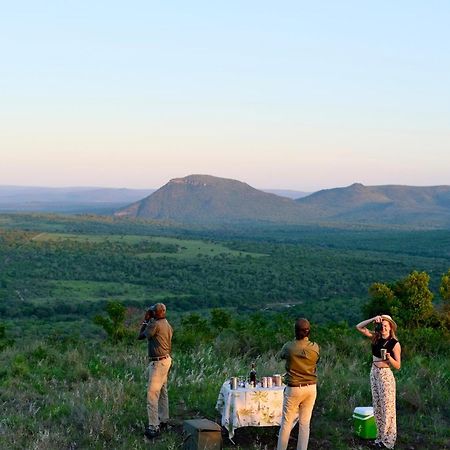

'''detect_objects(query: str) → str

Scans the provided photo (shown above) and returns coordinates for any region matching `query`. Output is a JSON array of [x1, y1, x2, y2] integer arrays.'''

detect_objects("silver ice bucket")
[[273, 374, 282, 387]]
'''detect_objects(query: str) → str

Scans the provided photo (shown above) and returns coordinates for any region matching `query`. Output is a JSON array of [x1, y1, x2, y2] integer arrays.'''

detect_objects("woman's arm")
[[388, 342, 401, 370], [355, 316, 380, 338]]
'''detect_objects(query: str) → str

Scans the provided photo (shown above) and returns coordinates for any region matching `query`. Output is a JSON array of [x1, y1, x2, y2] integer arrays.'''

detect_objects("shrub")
[[93, 301, 133, 343]]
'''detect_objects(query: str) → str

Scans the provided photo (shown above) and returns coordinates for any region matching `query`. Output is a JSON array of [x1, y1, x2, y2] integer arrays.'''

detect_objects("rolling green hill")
[[296, 183, 450, 227], [115, 174, 304, 224], [115, 175, 450, 228]]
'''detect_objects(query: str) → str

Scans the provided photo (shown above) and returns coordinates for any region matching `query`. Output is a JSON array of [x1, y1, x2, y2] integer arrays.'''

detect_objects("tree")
[[364, 282, 396, 318], [439, 269, 450, 314], [393, 271, 434, 328], [364, 271, 435, 328], [210, 308, 232, 331], [93, 301, 128, 342], [175, 312, 212, 351]]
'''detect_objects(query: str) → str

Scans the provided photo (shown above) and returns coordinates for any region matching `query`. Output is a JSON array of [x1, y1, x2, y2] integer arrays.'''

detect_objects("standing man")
[[277, 318, 320, 450], [138, 303, 173, 439]]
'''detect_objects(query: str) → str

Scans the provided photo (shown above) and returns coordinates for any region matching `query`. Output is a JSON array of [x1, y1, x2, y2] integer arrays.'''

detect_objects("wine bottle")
[[249, 363, 257, 387]]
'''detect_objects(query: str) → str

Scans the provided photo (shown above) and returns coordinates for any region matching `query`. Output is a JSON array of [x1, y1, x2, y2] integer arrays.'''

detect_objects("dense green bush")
[[93, 301, 134, 342], [365, 270, 449, 329], [0, 322, 14, 351]]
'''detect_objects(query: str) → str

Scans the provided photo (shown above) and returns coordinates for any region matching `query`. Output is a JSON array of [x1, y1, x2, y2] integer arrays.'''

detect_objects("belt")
[[288, 382, 317, 387], [149, 354, 170, 361]]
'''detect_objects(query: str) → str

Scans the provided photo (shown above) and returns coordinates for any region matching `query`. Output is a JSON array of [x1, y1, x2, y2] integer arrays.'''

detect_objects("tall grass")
[[1, 325, 449, 449]]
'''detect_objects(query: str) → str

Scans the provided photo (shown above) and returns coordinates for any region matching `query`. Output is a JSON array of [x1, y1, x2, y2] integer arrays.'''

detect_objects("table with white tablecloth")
[[215, 380, 285, 438]]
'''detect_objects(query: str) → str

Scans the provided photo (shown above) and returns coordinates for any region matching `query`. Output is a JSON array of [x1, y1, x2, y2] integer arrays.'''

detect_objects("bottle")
[[249, 363, 257, 387]]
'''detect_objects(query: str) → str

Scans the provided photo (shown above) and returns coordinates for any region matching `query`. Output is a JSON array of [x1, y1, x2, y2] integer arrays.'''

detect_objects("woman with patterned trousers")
[[356, 315, 401, 449]]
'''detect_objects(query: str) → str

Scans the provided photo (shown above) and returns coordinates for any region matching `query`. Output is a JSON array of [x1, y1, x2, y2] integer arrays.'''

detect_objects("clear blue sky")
[[1, 1, 449, 190]]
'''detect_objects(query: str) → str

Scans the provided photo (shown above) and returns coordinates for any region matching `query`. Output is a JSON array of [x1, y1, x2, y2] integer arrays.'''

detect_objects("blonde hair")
[[372, 319, 397, 343]]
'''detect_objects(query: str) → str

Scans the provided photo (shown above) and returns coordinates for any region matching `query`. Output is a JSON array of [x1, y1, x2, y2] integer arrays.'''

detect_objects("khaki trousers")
[[277, 385, 317, 450], [146, 356, 172, 429]]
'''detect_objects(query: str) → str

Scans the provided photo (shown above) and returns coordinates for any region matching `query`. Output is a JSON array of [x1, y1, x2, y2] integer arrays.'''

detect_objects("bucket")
[[273, 374, 282, 387], [230, 377, 238, 390]]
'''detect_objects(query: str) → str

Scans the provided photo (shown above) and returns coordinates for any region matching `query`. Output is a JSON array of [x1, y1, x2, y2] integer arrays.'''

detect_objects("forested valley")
[[1, 214, 449, 330], [1, 213, 449, 449]]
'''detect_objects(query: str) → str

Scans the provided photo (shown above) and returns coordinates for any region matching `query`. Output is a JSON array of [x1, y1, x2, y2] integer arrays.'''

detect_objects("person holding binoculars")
[[138, 303, 173, 439], [356, 315, 401, 449]]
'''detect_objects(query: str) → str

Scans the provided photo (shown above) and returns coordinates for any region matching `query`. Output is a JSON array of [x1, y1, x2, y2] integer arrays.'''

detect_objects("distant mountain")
[[262, 189, 311, 199], [116, 176, 450, 228], [0, 186, 155, 214], [295, 183, 450, 227], [115, 175, 304, 223], [3, 180, 448, 228]]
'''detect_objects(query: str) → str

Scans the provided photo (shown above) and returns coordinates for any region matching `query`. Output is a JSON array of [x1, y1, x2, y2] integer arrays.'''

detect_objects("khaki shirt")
[[145, 318, 173, 358], [280, 337, 320, 385]]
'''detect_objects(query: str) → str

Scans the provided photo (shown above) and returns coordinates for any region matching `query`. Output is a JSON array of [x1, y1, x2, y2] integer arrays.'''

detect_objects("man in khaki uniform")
[[138, 303, 173, 439], [277, 318, 320, 450]]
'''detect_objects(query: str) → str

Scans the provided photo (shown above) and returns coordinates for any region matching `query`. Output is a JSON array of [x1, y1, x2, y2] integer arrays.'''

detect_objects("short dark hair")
[[295, 318, 311, 339]]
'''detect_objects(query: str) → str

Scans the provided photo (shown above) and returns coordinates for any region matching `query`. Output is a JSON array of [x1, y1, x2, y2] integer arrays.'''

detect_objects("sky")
[[1, 1, 449, 191]]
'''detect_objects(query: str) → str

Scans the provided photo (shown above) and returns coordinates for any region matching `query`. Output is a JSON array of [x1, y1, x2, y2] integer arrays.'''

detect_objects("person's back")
[[146, 316, 173, 358], [281, 338, 319, 387], [277, 318, 319, 450]]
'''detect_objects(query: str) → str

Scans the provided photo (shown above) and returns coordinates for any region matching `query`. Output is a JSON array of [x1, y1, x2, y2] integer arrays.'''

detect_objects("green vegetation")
[[93, 301, 133, 342], [1, 213, 449, 448], [32, 231, 264, 258], [365, 270, 450, 329], [1, 215, 449, 327], [440, 268, 450, 315], [1, 308, 448, 449]]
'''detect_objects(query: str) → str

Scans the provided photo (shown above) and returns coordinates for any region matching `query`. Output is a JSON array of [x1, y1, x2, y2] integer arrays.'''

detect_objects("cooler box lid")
[[353, 406, 374, 419]]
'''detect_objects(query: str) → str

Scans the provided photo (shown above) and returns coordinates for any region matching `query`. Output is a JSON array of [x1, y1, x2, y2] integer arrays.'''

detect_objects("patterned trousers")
[[370, 365, 397, 449]]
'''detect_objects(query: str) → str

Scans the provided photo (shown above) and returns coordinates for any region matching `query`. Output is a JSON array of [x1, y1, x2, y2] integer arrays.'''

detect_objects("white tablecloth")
[[215, 380, 285, 438]]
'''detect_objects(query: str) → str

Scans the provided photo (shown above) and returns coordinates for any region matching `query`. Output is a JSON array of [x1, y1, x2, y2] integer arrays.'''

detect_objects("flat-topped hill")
[[115, 174, 304, 224]]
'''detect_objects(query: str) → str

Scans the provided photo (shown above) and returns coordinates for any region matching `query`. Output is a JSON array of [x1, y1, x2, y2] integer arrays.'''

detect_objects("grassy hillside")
[[1, 214, 449, 448], [116, 174, 303, 224], [1, 315, 449, 449], [31, 232, 264, 259], [296, 183, 450, 227]]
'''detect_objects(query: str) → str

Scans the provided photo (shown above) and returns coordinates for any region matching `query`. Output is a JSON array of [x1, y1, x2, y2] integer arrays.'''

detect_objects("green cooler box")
[[353, 406, 377, 439]]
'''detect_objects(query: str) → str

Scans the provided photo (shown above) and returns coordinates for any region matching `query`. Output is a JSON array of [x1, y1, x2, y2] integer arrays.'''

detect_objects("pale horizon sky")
[[1, 1, 449, 191]]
